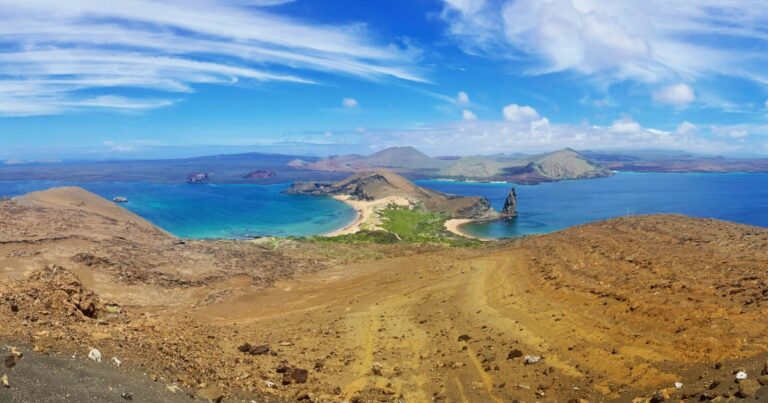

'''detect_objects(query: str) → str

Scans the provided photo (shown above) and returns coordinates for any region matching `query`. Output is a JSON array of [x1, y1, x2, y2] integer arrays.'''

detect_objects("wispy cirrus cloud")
[[0, 0, 423, 116], [440, 0, 768, 106]]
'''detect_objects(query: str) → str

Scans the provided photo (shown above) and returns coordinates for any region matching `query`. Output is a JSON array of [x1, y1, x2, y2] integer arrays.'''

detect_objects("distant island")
[[291, 146, 613, 184], [286, 169, 516, 238], [2, 146, 767, 185]]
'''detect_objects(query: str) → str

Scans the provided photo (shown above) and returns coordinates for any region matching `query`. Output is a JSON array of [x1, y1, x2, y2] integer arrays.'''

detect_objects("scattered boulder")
[[186, 173, 211, 184], [3, 355, 15, 369], [524, 355, 541, 365], [1, 374, 8, 388], [650, 389, 669, 402], [198, 385, 224, 403], [507, 349, 524, 360], [249, 345, 270, 356], [237, 343, 270, 356], [87, 348, 102, 363], [281, 368, 308, 385], [372, 362, 383, 376], [121, 392, 133, 400], [735, 370, 748, 380], [457, 334, 471, 342], [17, 265, 102, 320], [276, 364, 290, 374], [737, 379, 760, 398]]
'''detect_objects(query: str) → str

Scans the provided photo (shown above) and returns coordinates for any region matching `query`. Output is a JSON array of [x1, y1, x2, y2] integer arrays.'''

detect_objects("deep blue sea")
[[416, 172, 768, 239], [0, 172, 766, 239], [0, 181, 356, 239]]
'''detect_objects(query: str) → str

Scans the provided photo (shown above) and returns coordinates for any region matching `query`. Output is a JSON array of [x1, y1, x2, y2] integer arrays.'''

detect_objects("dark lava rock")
[[282, 368, 308, 385], [186, 173, 211, 184], [507, 349, 524, 360], [4, 355, 16, 368], [276, 365, 290, 374], [237, 343, 269, 355], [502, 187, 517, 217], [457, 334, 471, 342], [249, 345, 270, 356], [243, 170, 276, 179]]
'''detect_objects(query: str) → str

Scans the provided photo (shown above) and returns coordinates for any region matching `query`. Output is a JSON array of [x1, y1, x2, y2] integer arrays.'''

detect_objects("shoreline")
[[444, 218, 491, 241], [324, 195, 411, 237]]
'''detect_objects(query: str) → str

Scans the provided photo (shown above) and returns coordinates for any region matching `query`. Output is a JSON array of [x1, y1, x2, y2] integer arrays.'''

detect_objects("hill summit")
[[287, 169, 502, 220]]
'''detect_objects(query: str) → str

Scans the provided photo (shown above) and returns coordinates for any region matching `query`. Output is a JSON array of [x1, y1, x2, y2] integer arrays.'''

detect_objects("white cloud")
[[462, 109, 477, 120], [456, 91, 470, 105], [502, 103, 540, 122], [0, 0, 422, 116], [443, 0, 487, 15], [610, 118, 642, 134], [653, 83, 695, 106], [241, 0, 297, 5], [713, 127, 750, 138], [676, 121, 697, 135], [374, 116, 745, 156], [440, 1, 768, 86], [765, 99, 768, 109], [65, 96, 177, 110], [342, 98, 359, 108]]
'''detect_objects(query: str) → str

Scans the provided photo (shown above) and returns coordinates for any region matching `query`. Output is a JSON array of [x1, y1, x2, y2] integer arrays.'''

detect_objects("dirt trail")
[[191, 249, 609, 401]]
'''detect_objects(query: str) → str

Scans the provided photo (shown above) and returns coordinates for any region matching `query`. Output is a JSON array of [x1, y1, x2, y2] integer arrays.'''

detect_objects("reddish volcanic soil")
[[2, 188, 768, 402]]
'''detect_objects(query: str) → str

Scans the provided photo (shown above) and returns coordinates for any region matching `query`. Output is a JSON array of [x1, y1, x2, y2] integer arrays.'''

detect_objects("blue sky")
[[2, 0, 768, 160]]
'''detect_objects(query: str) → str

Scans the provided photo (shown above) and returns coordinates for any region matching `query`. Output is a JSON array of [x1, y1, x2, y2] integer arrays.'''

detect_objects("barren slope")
[[2, 190, 768, 402]]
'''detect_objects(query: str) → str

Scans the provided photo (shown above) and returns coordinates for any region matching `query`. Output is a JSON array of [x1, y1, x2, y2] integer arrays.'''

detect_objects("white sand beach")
[[324, 195, 412, 236]]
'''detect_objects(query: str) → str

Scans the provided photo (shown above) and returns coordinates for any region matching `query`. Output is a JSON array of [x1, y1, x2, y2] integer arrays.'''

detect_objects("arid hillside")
[[1, 189, 768, 402]]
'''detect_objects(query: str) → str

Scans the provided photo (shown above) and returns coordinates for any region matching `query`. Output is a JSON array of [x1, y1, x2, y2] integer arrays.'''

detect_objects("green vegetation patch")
[[378, 206, 448, 241], [307, 206, 481, 247]]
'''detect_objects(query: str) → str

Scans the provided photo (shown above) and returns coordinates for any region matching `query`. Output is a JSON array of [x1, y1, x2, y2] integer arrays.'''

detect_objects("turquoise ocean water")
[[0, 172, 766, 239], [0, 181, 356, 239], [416, 172, 768, 239]]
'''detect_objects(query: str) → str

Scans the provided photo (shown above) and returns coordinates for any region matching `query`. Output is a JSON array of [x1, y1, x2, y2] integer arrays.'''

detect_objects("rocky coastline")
[[288, 170, 519, 239]]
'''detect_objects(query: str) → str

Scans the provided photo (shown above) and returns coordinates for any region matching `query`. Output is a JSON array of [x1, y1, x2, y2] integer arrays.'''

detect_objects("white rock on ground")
[[87, 348, 102, 363]]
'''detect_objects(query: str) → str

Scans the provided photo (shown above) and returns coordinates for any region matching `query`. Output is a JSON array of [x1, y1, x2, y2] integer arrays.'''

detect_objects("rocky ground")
[[2, 188, 768, 402]]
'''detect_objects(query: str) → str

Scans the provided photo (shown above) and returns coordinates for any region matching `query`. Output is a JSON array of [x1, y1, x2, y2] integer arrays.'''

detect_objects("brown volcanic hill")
[[361, 146, 448, 170], [12, 187, 168, 237], [438, 148, 612, 182], [527, 147, 613, 179], [287, 169, 499, 219]]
